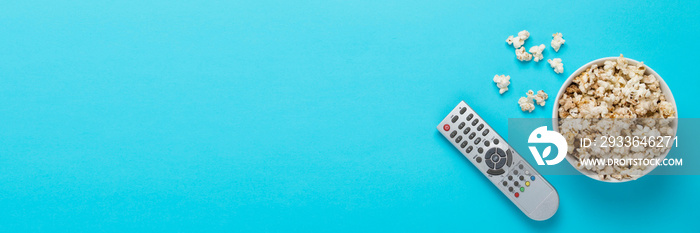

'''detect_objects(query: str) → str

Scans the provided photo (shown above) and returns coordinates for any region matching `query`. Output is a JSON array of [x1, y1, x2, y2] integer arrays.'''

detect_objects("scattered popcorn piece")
[[529, 44, 545, 62], [519, 89, 548, 110], [548, 58, 564, 74], [534, 90, 548, 106], [516, 47, 532, 61], [506, 36, 519, 48], [518, 90, 536, 112], [518, 30, 530, 40], [493, 74, 511, 94], [526, 90, 535, 97], [551, 33, 565, 52], [518, 96, 535, 112], [506, 30, 530, 49]]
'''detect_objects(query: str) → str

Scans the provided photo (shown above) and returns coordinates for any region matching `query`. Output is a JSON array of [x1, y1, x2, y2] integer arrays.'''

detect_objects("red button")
[[514, 192, 519, 198], [443, 124, 450, 131]]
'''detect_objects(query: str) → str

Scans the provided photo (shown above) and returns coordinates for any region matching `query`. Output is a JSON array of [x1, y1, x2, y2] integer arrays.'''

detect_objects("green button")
[[520, 187, 524, 192]]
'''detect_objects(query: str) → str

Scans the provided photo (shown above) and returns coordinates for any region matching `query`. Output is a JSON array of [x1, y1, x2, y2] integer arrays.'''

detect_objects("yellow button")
[[525, 181, 530, 187]]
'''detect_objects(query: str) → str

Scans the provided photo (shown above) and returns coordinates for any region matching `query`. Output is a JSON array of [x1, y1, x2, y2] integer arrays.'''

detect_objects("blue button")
[[530, 176, 535, 181]]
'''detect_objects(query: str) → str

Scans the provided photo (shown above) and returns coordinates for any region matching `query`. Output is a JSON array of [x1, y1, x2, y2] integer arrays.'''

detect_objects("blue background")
[[1, 0, 698, 232]]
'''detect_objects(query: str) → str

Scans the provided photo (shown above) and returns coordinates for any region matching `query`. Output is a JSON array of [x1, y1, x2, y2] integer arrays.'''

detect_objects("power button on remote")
[[443, 124, 450, 131]]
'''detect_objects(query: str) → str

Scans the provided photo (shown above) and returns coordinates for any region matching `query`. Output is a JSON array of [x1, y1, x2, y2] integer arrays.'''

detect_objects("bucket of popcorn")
[[552, 55, 678, 182]]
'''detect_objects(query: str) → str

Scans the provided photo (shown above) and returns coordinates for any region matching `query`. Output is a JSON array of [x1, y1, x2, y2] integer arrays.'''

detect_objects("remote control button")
[[485, 148, 507, 169], [485, 147, 496, 155], [491, 154, 500, 163], [469, 132, 476, 139], [525, 170, 530, 175], [443, 124, 450, 131], [474, 137, 481, 145], [482, 129, 489, 136], [455, 136, 463, 143], [463, 127, 471, 134], [506, 149, 512, 167], [484, 140, 490, 147], [460, 141, 468, 148], [519, 164, 524, 169], [494, 157, 506, 169], [477, 124, 484, 131], [496, 148, 507, 158], [493, 138, 499, 144], [514, 192, 519, 198], [508, 175, 513, 180], [502, 181, 507, 186], [531, 176, 535, 181], [513, 170, 518, 175], [485, 157, 494, 168], [475, 155, 481, 163], [451, 116, 458, 123], [466, 113, 474, 121], [458, 122, 465, 129], [471, 119, 479, 126], [466, 146, 473, 153], [514, 181, 519, 186], [487, 169, 504, 175], [450, 130, 457, 138], [459, 107, 467, 114], [525, 181, 530, 187], [477, 147, 483, 153], [520, 176, 524, 181], [509, 187, 514, 192], [520, 187, 525, 192]]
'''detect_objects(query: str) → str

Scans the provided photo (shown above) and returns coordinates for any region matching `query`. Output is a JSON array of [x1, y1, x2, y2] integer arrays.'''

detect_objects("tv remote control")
[[436, 101, 559, 221]]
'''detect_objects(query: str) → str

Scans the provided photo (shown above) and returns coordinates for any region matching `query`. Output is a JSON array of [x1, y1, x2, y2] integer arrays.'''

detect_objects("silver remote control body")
[[436, 101, 559, 221]]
